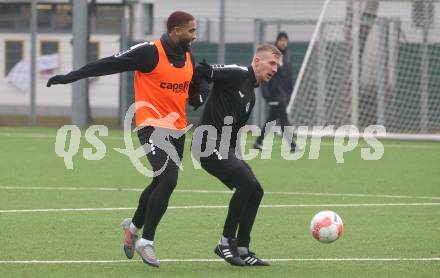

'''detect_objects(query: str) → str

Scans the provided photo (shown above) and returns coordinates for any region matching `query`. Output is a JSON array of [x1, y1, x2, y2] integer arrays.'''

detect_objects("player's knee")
[[159, 174, 178, 192], [255, 183, 264, 199], [246, 179, 262, 196]]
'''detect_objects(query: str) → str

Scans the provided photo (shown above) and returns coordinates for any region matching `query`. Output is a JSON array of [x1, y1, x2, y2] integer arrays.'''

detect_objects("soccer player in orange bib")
[[47, 11, 204, 268]]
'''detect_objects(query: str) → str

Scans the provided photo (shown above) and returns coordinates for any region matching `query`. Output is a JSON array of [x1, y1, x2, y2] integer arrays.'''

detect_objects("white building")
[[0, 0, 437, 118]]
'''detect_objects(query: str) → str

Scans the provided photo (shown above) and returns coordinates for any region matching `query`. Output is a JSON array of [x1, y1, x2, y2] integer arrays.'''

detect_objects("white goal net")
[[287, 0, 440, 140]]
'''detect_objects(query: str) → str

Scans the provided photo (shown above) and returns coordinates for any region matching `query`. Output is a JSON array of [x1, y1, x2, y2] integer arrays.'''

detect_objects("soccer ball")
[[310, 211, 343, 243]]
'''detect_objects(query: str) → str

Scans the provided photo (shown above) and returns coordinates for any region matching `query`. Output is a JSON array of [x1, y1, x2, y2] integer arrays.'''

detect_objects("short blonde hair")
[[255, 43, 282, 57]]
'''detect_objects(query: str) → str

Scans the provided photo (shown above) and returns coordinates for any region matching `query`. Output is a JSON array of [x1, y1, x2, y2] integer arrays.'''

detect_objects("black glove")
[[46, 75, 67, 87], [188, 81, 210, 110], [194, 61, 213, 82]]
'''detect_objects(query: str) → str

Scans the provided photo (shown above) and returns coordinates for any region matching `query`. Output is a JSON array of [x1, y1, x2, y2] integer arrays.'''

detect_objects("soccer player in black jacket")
[[192, 44, 281, 266]]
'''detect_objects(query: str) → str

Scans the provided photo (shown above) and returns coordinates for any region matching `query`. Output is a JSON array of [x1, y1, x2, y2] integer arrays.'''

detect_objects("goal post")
[[287, 0, 440, 141]]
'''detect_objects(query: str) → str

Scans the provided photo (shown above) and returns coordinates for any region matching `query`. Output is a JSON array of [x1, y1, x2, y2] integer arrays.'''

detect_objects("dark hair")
[[276, 31, 289, 41], [167, 11, 195, 33]]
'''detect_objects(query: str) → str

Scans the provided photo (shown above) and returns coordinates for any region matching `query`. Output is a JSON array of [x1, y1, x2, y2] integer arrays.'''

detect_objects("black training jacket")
[[197, 64, 258, 148]]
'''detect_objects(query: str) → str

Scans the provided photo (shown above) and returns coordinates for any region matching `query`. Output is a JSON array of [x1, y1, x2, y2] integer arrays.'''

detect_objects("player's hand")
[[195, 60, 213, 81], [46, 75, 66, 87]]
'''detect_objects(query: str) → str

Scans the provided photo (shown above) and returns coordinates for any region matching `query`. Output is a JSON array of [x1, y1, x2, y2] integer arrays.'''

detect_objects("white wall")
[[0, 34, 120, 116]]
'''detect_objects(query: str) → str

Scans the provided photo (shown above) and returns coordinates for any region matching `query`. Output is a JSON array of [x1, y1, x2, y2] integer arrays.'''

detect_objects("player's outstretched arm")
[[211, 64, 249, 85], [46, 56, 134, 87], [193, 62, 248, 89], [47, 42, 156, 87]]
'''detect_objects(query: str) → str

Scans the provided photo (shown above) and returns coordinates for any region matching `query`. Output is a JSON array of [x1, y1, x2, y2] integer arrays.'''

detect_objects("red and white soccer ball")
[[310, 211, 344, 243]]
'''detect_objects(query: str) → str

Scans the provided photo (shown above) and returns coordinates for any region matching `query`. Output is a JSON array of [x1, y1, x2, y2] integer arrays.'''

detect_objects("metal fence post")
[[72, 0, 89, 127], [29, 0, 37, 126], [119, 17, 129, 128]]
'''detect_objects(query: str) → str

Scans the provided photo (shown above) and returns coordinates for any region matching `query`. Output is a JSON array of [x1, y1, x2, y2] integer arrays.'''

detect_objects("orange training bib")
[[134, 40, 193, 130]]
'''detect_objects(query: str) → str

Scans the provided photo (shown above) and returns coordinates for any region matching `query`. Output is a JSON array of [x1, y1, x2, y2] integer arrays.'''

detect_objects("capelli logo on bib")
[[160, 81, 190, 93]]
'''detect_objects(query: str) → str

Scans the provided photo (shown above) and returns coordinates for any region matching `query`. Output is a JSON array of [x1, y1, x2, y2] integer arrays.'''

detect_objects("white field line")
[[0, 258, 439, 264], [0, 186, 144, 193], [1, 202, 440, 213], [1, 132, 439, 149], [0, 133, 123, 140], [1, 186, 440, 201], [321, 142, 440, 150], [0, 133, 124, 141], [0, 133, 55, 139], [176, 189, 440, 201]]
